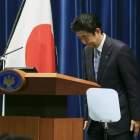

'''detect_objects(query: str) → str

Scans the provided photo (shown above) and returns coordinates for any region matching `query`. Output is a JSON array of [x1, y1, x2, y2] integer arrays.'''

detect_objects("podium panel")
[[0, 116, 83, 140], [0, 116, 39, 140]]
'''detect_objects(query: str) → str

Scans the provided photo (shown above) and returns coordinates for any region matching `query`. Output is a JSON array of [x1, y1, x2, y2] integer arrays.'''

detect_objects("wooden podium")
[[0, 72, 100, 140]]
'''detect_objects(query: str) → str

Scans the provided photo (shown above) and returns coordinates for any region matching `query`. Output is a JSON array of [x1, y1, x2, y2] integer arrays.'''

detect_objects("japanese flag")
[[5, 0, 56, 73]]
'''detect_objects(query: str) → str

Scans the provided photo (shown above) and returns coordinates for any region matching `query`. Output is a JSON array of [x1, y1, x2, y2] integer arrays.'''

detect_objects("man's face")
[[76, 28, 102, 49]]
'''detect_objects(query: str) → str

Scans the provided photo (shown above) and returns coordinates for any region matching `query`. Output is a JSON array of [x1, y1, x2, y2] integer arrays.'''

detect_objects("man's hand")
[[130, 120, 140, 137], [83, 121, 88, 130]]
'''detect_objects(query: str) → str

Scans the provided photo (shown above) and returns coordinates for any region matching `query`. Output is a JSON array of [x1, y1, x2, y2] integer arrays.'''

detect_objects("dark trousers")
[[87, 121, 133, 140]]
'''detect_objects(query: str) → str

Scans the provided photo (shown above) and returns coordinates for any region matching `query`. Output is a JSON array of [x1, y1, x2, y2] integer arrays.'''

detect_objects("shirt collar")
[[97, 33, 106, 53]]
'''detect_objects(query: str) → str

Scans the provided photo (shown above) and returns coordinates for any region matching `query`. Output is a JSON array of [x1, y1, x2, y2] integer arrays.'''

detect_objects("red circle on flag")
[[25, 24, 56, 73]]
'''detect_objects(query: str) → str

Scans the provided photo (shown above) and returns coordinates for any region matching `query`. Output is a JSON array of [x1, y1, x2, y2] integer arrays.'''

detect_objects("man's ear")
[[95, 28, 101, 34]]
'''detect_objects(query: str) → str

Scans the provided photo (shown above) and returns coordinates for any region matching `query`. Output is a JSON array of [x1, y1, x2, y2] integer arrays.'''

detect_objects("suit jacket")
[[84, 35, 140, 135]]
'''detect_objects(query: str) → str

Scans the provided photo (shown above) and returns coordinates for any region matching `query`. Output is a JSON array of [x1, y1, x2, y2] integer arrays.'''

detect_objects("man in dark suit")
[[71, 13, 140, 140]]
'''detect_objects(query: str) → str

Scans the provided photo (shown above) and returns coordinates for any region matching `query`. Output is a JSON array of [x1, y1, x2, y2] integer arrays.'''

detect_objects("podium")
[[0, 71, 100, 140]]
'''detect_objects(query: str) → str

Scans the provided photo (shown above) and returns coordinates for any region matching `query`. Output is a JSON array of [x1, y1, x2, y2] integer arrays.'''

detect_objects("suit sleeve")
[[118, 45, 140, 120], [83, 48, 89, 121]]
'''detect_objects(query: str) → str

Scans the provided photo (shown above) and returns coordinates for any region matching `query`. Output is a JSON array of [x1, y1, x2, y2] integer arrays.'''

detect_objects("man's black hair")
[[71, 13, 102, 34], [0, 134, 33, 140]]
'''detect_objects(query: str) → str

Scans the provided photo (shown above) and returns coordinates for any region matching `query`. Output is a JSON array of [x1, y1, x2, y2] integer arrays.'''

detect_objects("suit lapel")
[[86, 47, 96, 82], [97, 36, 113, 83]]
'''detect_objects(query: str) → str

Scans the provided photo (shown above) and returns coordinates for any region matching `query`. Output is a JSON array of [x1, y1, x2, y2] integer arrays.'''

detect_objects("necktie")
[[94, 49, 100, 81]]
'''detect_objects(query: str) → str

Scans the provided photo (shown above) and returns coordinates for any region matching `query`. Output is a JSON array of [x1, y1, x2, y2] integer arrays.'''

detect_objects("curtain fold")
[[0, 0, 140, 140]]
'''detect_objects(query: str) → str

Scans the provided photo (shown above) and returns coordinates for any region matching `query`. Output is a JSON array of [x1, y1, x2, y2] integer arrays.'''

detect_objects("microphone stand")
[[0, 47, 23, 71]]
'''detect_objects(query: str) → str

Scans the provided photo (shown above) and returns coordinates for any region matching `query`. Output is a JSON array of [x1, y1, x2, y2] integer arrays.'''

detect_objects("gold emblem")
[[4, 75, 15, 87]]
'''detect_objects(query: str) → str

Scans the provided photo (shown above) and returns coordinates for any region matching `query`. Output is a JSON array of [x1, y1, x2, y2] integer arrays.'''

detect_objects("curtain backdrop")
[[0, 0, 140, 140]]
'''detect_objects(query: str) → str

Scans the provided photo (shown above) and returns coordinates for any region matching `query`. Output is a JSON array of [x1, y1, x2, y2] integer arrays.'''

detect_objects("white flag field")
[[5, 0, 56, 73]]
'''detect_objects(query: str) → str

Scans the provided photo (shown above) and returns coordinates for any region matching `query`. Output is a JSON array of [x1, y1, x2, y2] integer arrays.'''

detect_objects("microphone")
[[0, 47, 23, 70]]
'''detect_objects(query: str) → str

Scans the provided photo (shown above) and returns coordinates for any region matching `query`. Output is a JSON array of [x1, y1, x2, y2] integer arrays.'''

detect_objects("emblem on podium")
[[0, 69, 25, 92], [4, 75, 15, 87]]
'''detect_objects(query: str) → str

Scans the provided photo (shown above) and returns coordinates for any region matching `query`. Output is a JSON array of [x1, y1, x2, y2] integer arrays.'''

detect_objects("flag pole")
[[3, 0, 26, 55], [0, 0, 26, 116], [0, 0, 26, 70]]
